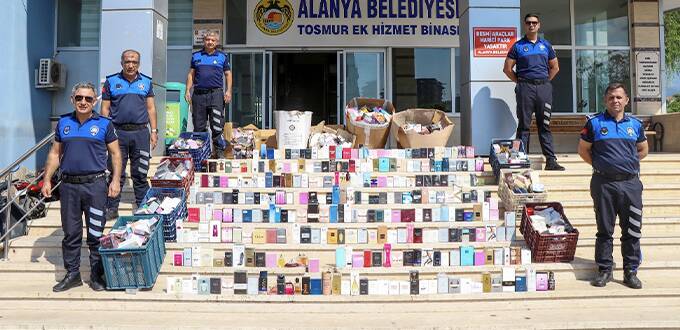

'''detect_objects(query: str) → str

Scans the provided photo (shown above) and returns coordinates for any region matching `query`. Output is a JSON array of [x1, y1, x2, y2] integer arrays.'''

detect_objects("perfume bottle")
[[277, 254, 286, 268], [285, 282, 294, 295], [322, 271, 332, 295], [294, 277, 302, 294], [383, 244, 392, 267], [548, 271, 556, 291]]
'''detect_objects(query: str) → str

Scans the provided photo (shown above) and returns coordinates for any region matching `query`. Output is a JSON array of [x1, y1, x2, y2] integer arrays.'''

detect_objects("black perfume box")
[[210, 278, 221, 294], [360, 278, 369, 295], [410, 271, 419, 295], [224, 251, 233, 267]]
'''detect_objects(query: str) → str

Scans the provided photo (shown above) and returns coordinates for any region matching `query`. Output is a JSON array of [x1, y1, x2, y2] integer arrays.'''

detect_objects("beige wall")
[[651, 113, 680, 152]]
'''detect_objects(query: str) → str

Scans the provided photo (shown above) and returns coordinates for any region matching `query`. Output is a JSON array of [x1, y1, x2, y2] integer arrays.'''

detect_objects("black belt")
[[593, 170, 638, 181], [194, 88, 222, 95], [518, 78, 549, 85], [62, 172, 106, 184], [114, 123, 148, 131]]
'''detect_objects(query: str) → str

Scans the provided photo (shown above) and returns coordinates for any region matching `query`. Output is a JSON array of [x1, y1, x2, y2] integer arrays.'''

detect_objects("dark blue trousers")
[[59, 176, 107, 277], [515, 81, 556, 160], [192, 88, 225, 150], [107, 128, 150, 210], [590, 175, 644, 272]]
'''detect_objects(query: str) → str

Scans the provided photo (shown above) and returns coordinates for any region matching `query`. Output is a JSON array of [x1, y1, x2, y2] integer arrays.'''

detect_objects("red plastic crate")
[[520, 202, 579, 263]]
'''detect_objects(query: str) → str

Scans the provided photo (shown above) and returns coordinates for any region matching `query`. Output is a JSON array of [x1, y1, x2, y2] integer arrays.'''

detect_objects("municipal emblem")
[[254, 0, 294, 36], [523, 46, 529, 52], [213, 60, 218, 64], [90, 126, 99, 136], [115, 83, 122, 89], [627, 127, 635, 137], [600, 127, 609, 136], [138, 83, 145, 90], [539, 44, 546, 50], [63, 125, 70, 135]]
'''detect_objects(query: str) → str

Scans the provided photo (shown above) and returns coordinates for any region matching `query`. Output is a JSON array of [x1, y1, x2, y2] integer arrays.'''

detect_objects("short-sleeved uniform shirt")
[[191, 50, 230, 89], [507, 37, 556, 80], [55, 112, 118, 175], [580, 111, 647, 176], [101, 72, 154, 125]]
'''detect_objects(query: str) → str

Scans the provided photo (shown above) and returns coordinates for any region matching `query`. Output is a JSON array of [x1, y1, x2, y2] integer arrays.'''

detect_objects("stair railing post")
[[3, 172, 12, 260]]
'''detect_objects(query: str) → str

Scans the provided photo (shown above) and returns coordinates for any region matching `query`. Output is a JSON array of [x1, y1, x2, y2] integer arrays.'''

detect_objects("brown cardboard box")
[[223, 123, 277, 157], [345, 98, 396, 149], [391, 109, 454, 148], [308, 121, 356, 148]]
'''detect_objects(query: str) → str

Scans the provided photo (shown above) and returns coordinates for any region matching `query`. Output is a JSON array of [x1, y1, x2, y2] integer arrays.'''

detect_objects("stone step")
[[2, 293, 680, 330], [539, 170, 680, 185], [546, 183, 680, 200], [0, 269, 678, 302]]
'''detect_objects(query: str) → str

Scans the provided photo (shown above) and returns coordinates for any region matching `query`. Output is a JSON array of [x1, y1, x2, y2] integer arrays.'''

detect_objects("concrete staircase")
[[1, 153, 680, 329]]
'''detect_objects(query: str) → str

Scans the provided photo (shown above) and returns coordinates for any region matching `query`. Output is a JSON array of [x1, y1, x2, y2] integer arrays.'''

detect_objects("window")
[[392, 48, 453, 112], [552, 50, 574, 113], [168, 0, 193, 46], [57, 0, 100, 47], [575, 0, 629, 47], [576, 50, 630, 113], [226, 0, 247, 44], [521, 0, 571, 45]]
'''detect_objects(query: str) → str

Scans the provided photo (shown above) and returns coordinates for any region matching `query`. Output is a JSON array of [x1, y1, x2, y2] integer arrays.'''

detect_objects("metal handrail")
[[1, 132, 56, 260], [0, 133, 55, 179]]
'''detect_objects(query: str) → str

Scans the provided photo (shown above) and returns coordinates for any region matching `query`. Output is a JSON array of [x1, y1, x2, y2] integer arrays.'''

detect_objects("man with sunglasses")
[[504, 13, 564, 171], [185, 31, 232, 157], [42, 82, 122, 292], [101, 49, 157, 220]]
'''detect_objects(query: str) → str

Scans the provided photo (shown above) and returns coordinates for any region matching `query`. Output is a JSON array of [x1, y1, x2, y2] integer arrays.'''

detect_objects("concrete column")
[[460, 0, 521, 153], [99, 0, 168, 155], [192, 0, 225, 49], [631, 0, 663, 115]]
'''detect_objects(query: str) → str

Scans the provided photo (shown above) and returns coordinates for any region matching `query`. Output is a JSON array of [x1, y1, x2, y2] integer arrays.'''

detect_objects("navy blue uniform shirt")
[[581, 111, 647, 176], [191, 50, 230, 89], [507, 36, 556, 80], [102, 72, 154, 125], [55, 111, 118, 175]]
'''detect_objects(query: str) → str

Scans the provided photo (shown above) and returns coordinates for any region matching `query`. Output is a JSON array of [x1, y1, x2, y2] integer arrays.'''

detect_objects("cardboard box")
[[308, 121, 356, 149], [345, 98, 396, 148], [391, 108, 454, 148], [223, 123, 277, 156]]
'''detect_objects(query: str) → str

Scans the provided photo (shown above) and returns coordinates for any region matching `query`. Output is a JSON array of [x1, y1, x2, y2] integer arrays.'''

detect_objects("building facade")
[[0, 0, 674, 167]]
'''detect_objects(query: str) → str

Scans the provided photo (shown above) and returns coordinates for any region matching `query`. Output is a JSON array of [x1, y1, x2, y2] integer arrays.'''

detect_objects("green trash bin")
[[165, 82, 189, 145]]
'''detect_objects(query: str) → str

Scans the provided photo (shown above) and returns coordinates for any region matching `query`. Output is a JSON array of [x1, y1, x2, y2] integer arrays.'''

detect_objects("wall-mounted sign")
[[247, 0, 460, 47], [635, 51, 661, 99], [473, 27, 516, 57]]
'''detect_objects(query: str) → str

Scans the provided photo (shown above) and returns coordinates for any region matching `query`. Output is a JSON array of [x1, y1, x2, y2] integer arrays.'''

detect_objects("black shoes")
[[105, 209, 119, 221], [591, 270, 642, 289], [89, 275, 107, 291], [590, 270, 613, 287], [624, 270, 643, 289], [544, 158, 566, 171], [53, 272, 83, 292]]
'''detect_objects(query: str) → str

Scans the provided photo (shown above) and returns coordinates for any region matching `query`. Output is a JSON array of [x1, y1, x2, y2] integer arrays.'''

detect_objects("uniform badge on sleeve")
[[138, 83, 145, 90], [600, 127, 609, 136], [627, 127, 635, 137], [63, 126, 70, 135], [90, 126, 99, 136]]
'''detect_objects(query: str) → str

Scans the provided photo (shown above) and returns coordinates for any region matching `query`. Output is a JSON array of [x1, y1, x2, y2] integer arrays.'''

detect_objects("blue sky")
[[668, 73, 680, 97]]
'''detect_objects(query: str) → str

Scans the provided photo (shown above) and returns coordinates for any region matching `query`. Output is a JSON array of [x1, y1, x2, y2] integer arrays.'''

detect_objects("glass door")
[[342, 50, 386, 124], [227, 51, 270, 128]]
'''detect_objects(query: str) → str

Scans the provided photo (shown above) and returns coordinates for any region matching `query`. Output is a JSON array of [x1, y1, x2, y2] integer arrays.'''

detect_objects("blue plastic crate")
[[168, 132, 211, 171], [100, 215, 165, 290], [489, 139, 531, 182], [137, 187, 187, 242]]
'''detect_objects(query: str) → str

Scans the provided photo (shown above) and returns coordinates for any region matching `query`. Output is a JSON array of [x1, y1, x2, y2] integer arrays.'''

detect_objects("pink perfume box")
[[474, 251, 486, 266], [309, 258, 320, 273]]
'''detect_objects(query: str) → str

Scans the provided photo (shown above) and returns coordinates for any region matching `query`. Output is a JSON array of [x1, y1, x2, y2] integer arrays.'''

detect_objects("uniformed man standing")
[[42, 82, 122, 292], [578, 83, 648, 289], [504, 13, 565, 171], [101, 49, 158, 220], [185, 31, 232, 156]]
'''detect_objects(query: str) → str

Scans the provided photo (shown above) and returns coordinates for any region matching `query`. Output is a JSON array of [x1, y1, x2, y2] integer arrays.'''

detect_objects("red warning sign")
[[473, 27, 517, 58]]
